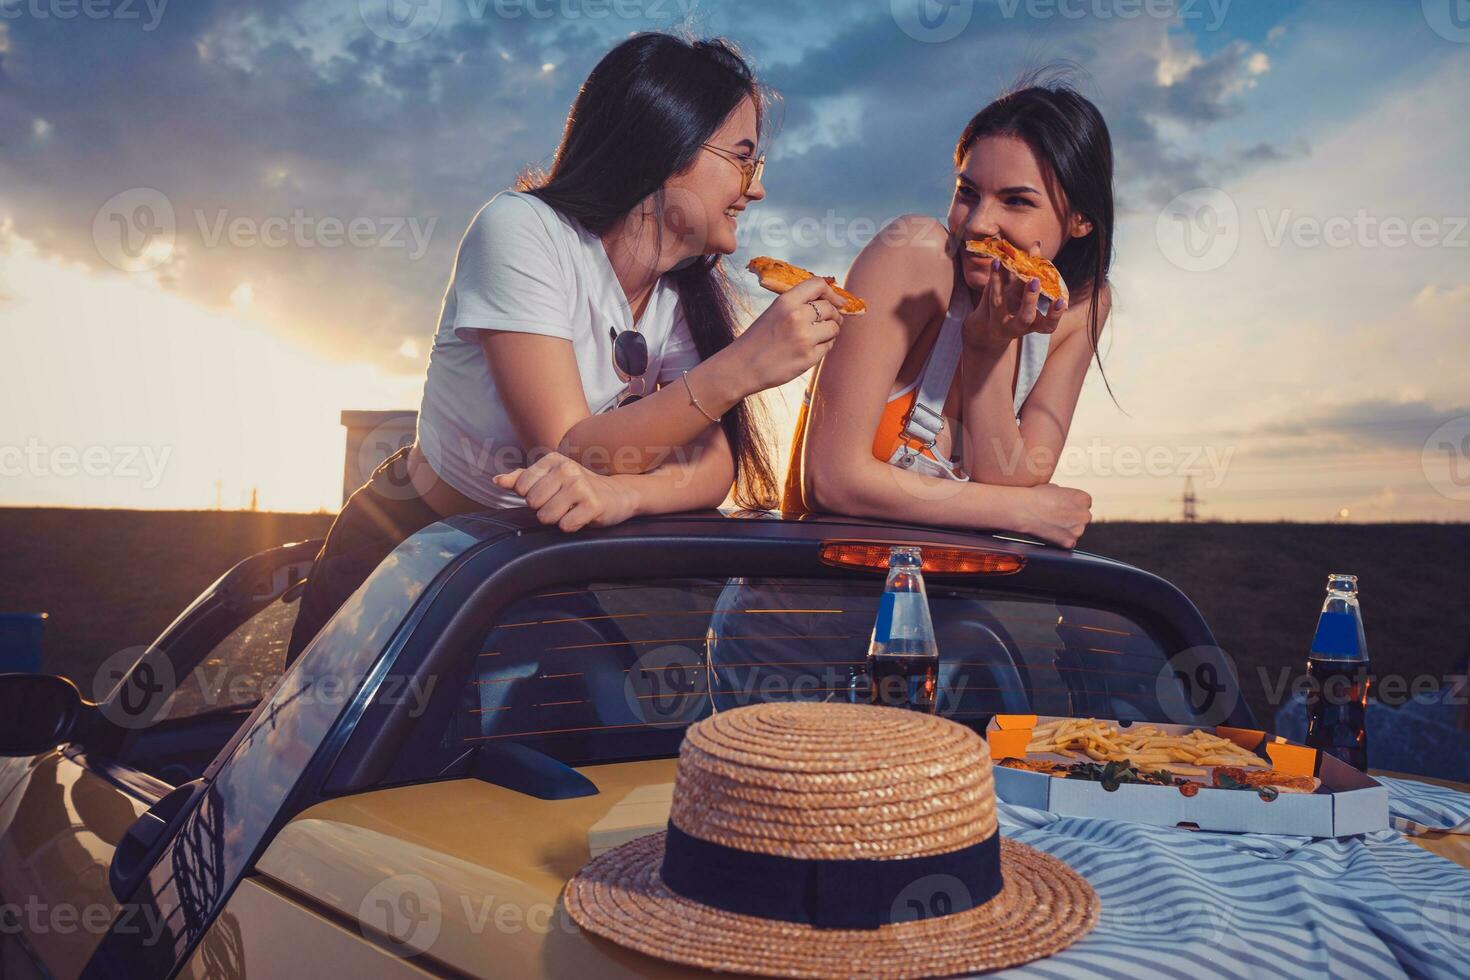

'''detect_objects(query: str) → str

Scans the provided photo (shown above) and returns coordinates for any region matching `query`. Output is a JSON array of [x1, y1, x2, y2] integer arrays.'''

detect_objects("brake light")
[[819, 541, 1026, 575]]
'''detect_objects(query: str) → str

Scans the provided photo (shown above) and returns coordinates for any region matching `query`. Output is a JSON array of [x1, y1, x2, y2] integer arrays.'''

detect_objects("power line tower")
[[1182, 476, 1201, 523]]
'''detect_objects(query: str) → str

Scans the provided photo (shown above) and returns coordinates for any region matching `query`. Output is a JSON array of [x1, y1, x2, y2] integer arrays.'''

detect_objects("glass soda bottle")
[[866, 546, 940, 714], [1304, 573, 1370, 771]]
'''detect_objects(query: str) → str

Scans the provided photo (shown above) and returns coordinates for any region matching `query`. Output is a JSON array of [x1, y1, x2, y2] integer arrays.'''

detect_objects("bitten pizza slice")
[[746, 257, 867, 315]]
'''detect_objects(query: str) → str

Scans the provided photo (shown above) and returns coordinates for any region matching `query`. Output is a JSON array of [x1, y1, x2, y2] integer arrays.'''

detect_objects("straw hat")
[[563, 702, 1098, 978]]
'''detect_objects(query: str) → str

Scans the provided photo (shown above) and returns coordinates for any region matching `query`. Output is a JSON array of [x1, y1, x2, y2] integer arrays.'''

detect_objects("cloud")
[[0, 1, 633, 363], [1082, 48, 1470, 423], [729, 4, 1286, 287], [1235, 140, 1298, 165], [0, 0, 1288, 373], [1049, 42, 1470, 519], [1352, 485, 1397, 514], [1157, 39, 1266, 122], [1245, 398, 1470, 457], [1412, 282, 1470, 322]]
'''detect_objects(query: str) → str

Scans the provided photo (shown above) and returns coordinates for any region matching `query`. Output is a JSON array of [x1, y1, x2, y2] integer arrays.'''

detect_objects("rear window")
[[427, 575, 1199, 769]]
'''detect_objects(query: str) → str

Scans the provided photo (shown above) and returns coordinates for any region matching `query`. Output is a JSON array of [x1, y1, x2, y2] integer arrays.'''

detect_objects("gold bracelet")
[[681, 370, 721, 423]]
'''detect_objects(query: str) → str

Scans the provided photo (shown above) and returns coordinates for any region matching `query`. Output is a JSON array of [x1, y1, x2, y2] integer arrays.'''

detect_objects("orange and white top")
[[781, 282, 1050, 516]]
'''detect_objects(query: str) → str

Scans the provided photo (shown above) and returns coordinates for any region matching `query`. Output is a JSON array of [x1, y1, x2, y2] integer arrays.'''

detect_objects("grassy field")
[[1, 507, 1465, 728]]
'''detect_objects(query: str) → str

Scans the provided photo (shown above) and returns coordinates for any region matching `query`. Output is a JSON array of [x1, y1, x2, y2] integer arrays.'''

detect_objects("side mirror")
[[0, 673, 87, 756]]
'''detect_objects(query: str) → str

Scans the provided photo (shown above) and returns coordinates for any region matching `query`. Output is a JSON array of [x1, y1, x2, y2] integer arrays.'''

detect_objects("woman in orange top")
[[784, 80, 1115, 549]]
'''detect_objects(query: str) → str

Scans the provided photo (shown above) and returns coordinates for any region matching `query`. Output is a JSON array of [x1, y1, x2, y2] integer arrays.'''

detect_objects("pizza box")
[[984, 714, 1389, 838]]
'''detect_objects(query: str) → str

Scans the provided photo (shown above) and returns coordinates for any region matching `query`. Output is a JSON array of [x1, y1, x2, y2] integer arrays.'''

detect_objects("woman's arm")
[[800, 216, 1092, 547], [616, 422, 736, 515], [959, 287, 1110, 486], [480, 276, 847, 477], [489, 424, 735, 531], [479, 329, 739, 472]]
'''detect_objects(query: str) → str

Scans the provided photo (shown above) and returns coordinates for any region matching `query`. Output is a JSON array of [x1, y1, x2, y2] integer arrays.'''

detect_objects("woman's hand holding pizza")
[[731, 275, 848, 393], [962, 242, 1068, 353]]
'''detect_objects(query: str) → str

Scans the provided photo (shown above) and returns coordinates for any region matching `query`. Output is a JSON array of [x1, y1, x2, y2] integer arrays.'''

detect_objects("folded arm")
[[615, 422, 736, 516], [958, 287, 1107, 486], [479, 277, 844, 478], [490, 424, 736, 532], [479, 330, 744, 477]]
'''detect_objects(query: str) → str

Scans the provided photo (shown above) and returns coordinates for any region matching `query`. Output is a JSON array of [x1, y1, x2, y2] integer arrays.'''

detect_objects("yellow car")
[[1, 509, 1250, 978]]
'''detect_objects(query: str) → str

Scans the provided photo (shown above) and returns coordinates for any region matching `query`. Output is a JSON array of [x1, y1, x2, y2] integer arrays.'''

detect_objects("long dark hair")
[[516, 33, 778, 510], [956, 76, 1116, 401]]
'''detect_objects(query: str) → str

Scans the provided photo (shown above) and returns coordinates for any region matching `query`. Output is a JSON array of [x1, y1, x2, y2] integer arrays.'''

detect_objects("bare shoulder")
[[845, 214, 954, 340], [1056, 280, 1112, 345], [851, 214, 952, 281], [1093, 280, 1114, 321]]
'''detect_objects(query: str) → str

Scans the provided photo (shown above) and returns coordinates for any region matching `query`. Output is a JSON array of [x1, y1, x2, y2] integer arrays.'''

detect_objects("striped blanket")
[[995, 776, 1470, 979]]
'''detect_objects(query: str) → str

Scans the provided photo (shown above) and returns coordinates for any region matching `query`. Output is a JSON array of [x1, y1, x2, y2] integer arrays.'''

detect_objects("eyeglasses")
[[610, 325, 649, 408], [700, 142, 765, 199]]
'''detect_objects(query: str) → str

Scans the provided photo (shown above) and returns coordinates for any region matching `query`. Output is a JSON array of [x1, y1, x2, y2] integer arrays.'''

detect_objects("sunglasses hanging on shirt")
[[610, 325, 649, 409]]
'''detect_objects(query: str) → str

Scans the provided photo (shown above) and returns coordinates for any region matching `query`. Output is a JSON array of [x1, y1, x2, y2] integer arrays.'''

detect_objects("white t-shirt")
[[416, 190, 704, 507]]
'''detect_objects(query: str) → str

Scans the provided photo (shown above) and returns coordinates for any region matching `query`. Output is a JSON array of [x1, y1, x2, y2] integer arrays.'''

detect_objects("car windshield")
[[422, 575, 1208, 772]]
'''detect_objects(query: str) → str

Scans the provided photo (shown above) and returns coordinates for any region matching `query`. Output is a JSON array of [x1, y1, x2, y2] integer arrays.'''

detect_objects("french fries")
[[1023, 718, 1265, 776]]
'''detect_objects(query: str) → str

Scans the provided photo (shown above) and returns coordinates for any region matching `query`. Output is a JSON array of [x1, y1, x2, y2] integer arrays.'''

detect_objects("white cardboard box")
[[985, 714, 1389, 838]]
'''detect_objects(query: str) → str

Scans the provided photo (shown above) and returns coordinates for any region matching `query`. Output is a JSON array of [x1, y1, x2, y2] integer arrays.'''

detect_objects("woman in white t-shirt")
[[286, 34, 845, 660]]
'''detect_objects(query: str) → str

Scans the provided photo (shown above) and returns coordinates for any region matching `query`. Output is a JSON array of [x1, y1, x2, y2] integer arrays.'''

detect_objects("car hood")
[[253, 759, 699, 978]]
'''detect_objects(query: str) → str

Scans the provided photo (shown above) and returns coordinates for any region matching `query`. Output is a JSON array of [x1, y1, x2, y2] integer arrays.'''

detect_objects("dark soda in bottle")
[[1304, 573, 1370, 771], [866, 546, 939, 713]]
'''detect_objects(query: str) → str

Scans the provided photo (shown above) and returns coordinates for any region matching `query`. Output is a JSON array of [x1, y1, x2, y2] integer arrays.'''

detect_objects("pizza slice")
[[746, 256, 867, 315], [963, 237, 1069, 306], [1212, 766, 1322, 794]]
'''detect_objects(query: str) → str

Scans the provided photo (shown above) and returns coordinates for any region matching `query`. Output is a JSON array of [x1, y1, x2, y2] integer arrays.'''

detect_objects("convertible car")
[[0, 508, 1250, 978]]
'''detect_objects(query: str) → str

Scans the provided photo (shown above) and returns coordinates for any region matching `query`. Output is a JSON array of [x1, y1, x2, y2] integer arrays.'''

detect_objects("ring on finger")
[[807, 300, 822, 324]]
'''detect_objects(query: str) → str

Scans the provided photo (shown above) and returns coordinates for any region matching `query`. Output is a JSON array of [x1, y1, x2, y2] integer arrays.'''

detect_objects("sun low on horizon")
[[0, 230, 422, 514]]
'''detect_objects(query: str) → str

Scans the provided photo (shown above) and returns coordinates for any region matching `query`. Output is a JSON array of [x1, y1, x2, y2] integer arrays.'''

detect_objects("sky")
[[0, 0, 1467, 520]]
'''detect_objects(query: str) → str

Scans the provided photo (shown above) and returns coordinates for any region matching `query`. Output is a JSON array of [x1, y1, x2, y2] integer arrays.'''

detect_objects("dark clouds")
[[727, 4, 1284, 280], [1157, 38, 1261, 122], [1248, 400, 1470, 456], [0, 1, 633, 361], [0, 0, 1285, 368], [1236, 140, 1295, 164]]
